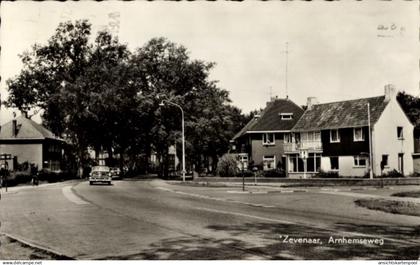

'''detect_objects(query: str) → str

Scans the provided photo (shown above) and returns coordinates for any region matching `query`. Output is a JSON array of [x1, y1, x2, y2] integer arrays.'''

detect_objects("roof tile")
[[292, 96, 388, 131], [0, 116, 61, 140], [233, 98, 304, 139]]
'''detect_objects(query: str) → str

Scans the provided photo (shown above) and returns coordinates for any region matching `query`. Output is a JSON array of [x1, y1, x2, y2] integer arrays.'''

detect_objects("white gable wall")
[[373, 98, 414, 175]]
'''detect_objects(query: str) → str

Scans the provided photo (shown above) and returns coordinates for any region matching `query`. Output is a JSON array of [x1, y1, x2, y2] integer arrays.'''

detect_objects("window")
[[262, 133, 275, 145], [301, 131, 321, 142], [280, 113, 293, 120], [354, 156, 367, 167], [330, 129, 340, 143], [263, 155, 276, 170], [381, 155, 389, 169], [288, 153, 321, 173], [353, 127, 365, 142], [48, 145, 60, 153], [283, 133, 292, 144], [330, 157, 339, 170], [238, 153, 248, 170], [397, 127, 404, 140], [48, 160, 61, 171]]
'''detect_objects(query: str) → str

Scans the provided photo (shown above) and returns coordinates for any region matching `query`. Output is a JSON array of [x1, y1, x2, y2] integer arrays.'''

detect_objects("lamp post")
[[159, 100, 186, 182]]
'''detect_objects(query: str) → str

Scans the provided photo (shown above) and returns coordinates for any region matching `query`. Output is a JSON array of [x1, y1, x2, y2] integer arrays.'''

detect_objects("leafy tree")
[[6, 22, 249, 178], [397, 91, 420, 127], [6, 20, 135, 175], [6, 20, 93, 175]]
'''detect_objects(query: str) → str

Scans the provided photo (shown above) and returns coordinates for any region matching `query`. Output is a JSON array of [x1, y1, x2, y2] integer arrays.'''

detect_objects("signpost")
[[299, 150, 308, 179]]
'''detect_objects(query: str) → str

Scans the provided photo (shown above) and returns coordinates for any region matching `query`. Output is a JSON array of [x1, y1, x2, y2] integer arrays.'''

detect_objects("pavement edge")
[[1, 232, 74, 260]]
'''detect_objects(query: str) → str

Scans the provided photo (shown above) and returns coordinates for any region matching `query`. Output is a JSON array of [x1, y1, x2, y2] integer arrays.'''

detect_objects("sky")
[[0, 1, 419, 124]]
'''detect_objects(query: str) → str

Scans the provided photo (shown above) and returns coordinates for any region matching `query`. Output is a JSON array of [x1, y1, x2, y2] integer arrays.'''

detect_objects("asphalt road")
[[0, 179, 419, 260]]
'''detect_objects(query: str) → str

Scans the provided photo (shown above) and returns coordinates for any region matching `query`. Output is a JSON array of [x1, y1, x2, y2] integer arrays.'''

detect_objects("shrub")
[[38, 170, 69, 183], [315, 170, 339, 178], [217, 154, 238, 177], [6, 172, 32, 186], [235, 170, 254, 178], [408, 172, 420, 178], [262, 168, 286, 178], [14, 172, 32, 184], [379, 169, 404, 178]]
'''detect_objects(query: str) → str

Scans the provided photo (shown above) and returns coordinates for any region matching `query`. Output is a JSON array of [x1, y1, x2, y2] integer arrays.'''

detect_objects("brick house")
[[0, 116, 64, 172], [231, 97, 304, 171]]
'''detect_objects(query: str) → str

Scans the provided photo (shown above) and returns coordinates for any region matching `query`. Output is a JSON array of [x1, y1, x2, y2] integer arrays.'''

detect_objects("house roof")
[[0, 116, 62, 141], [233, 98, 304, 139], [292, 96, 389, 131]]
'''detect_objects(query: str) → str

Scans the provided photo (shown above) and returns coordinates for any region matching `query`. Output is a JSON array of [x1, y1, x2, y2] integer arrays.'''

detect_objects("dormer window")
[[262, 133, 275, 145], [279, 113, 293, 120]]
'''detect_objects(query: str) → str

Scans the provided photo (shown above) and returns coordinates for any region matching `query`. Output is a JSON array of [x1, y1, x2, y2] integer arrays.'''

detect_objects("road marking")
[[62, 186, 89, 205], [192, 206, 293, 224], [155, 187, 173, 192]]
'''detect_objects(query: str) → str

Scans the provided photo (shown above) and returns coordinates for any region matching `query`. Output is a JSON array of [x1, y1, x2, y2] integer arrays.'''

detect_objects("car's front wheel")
[[89, 181, 93, 185]]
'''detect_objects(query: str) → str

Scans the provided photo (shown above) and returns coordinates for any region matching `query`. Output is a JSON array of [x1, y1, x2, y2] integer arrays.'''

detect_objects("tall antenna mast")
[[285, 42, 289, 98]]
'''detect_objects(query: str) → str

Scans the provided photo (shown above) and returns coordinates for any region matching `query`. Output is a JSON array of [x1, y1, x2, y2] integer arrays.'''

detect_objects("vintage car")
[[89, 166, 112, 185], [110, 167, 121, 180]]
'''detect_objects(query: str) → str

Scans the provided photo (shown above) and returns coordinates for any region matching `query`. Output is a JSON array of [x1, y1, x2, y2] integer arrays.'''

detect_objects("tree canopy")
[[397, 91, 420, 128], [6, 20, 250, 176]]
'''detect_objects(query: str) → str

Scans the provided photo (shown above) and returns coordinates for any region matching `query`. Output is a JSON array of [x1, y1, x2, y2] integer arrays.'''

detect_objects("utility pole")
[[285, 42, 289, 98], [368, 103, 374, 179]]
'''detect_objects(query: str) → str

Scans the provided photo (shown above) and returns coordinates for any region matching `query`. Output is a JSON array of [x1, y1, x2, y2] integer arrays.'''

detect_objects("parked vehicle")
[[110, 167, 121, 180], [89, 166, 112, 185]]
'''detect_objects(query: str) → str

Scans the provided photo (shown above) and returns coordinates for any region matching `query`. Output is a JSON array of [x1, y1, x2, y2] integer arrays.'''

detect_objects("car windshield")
[[92, 166, 110, 172]]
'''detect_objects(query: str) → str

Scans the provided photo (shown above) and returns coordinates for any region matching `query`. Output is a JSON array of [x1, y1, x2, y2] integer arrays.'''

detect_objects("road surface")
[[0, 179, 419, 259]]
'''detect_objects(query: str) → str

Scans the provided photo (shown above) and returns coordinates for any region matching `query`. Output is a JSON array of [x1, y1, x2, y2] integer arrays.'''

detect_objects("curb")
[[2, 232, 74, 260], [266, 189, 308, 193], [225, 189, 308, 194], [226, 190, 268, 194]]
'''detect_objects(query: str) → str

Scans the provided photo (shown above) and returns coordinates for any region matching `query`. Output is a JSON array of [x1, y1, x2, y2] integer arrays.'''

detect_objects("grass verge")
[[355, 199, 420, 217], [392, 191, 420, 198]]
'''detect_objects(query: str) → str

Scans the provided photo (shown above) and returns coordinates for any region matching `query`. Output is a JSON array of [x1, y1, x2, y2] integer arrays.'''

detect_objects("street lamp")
[[159, 100, 186, 182]]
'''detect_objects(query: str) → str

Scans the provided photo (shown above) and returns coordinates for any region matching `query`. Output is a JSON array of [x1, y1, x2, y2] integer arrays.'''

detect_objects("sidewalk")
[[0, 179, 83, 194]]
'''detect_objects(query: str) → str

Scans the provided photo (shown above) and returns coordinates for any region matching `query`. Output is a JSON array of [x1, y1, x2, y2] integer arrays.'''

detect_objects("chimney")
[[306, 97, 319, 111], [12, 119, 17, 137], [266, 96, 278, 107], [384, 84, 396, 102]]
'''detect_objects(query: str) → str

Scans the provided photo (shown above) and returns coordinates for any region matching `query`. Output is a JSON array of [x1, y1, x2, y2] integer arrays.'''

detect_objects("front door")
[[398, 153, 404, 175]]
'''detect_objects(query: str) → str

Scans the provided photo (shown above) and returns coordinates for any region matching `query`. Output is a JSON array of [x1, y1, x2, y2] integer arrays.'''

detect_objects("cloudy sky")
[[0, 1, 418, 124]]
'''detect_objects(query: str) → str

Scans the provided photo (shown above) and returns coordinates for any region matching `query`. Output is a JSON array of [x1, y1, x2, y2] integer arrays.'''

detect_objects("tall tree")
[[7, 23, 249, 178], [7, 20, 93, 175], [397, 91, 420, 127]]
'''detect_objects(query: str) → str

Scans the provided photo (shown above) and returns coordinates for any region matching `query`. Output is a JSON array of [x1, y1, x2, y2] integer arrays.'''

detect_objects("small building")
[[0, 116, 64, 172], [289, 84, 414, 177], [231, 97, 304, 171]]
